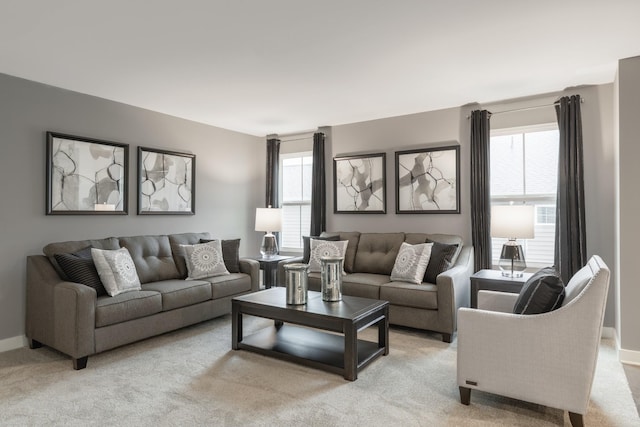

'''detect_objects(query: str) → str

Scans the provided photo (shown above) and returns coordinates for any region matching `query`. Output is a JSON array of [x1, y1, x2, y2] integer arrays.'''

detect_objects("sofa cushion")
[[168, 232, 212, 277], [423, 241, 459, 284], [390, 242, 433, 284], [206, 273, 252, 299], [200, 238, 241, 273], [54, 247, 108, 296], [142, 279, 212, 311], [342, 273, 390, 299], [119, 235, 180, 284], [354, 233, 405, 275], [513, 267, 565, 314], [380, 282, 438, 310], [43, 237, 120, 280], [95, 290, 162, 328], [302, 235, 340, 263], [91, 248, 142, 297], [320, 232, 360, 273], [308, 239, 349, 273]]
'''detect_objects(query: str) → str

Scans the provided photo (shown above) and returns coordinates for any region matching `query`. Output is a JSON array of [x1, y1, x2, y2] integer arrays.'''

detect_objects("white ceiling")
[[1, 1, 639, 137]]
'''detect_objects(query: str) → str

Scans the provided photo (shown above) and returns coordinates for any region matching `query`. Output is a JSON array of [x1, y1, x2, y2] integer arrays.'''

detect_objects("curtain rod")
[[466, 97, 584, 119]]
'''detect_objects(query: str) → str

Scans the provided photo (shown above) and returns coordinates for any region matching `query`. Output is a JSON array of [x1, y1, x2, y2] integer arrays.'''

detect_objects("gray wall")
[[324, 85, 617, 327], [0, 73, 264, 344], [617, 56, 640, 352]]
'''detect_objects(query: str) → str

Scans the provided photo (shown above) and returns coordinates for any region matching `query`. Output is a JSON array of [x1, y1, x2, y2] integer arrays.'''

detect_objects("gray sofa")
[[26, 232, 259, 369], [277, 232, 474, 342]]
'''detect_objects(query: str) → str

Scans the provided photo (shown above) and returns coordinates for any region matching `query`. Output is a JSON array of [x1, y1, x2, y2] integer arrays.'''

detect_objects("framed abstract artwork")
[[138, 147, 195, 215], [46, 132, 129, 215], [333, 152, 386, 213], [395, 145, 460, 214]]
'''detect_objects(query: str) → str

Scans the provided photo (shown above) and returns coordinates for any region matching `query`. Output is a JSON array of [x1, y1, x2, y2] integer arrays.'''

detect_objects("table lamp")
[[255, 206, 282, 258], [491, 205, 535, 277]]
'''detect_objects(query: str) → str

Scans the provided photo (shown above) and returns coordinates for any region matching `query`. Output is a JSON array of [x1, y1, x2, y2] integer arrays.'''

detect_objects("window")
[[280, 152, 313, 251], [490, 125, 559, 266]]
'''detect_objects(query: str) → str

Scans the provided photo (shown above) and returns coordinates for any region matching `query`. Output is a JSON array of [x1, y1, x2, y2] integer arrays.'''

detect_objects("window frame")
[[279, 150, 313, 253], [490, 123, 559, 268]]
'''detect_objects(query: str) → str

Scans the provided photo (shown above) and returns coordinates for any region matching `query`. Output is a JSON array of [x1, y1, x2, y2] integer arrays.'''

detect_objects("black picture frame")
[[333, 152, 386, 214], [46, 131, 129, 215], [395, 145, 460, 214], [138, 146, 195, 215]]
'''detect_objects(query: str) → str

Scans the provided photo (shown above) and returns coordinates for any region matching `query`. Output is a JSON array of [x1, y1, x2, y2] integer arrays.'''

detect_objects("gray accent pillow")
[[391, 242, 433, 284], [200, 238, 240, 273], [182, 240, 230, 280], [513, 267, 565, 314], [91, 248, 142, 297], [54, 247, 107, 296], [423, 241, 459, 284], [308, 240, 349, 273], [303, 235, 340, 263]]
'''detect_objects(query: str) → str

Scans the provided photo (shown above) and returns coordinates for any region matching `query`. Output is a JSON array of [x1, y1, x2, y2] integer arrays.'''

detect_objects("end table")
[[251, 255, 294, 288], [470, 269, 533, 308]]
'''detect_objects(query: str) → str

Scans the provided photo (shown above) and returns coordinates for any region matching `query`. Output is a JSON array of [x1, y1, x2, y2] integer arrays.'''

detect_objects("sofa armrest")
[[435, 245, 474, 334], [27, 255, 96, 359], [276, 256, 304, 285], [239, 258, 260, 292]]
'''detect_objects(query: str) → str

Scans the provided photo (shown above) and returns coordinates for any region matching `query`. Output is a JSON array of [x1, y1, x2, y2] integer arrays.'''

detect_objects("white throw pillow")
[[91, 247, 142, 296], [308, 239, 349, 273], [390, 242, 434, 284], [181, 240, 229, 280]]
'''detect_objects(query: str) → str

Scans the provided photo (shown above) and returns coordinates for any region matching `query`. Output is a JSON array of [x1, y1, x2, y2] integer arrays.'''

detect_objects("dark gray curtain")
[[470, 110, 492, 272], [555, 95, 586, 283], [310, 132, 326, 236], [265, 138, 280, 208]]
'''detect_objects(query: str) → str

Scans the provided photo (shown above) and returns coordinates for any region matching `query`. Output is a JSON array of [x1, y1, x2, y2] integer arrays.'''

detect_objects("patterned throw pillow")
[[91, 248, 142, 297], [390, 242, 434, 285], [54, 246, 107, 296], [200, 238, 241, 273], [302, 235, 340, 263], [182, 240, 230, 280], [308, 239, 349, 273]]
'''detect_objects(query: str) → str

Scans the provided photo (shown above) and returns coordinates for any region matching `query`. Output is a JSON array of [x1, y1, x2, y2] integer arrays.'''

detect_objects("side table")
[[470, 269, 533, 308], [251, 255, 294, 288]]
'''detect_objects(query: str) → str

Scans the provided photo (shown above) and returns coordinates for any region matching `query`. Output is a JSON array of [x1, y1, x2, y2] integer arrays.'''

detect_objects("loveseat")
[[26, 232, 259, 369], [277, 232, 474, 342]]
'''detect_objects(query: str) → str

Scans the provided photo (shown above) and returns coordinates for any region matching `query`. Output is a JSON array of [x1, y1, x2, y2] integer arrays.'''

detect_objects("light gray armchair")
[[456, 256, 610, 427]]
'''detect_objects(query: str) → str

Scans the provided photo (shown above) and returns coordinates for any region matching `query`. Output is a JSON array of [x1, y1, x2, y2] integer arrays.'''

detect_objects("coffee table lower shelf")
[[238, 324, 384, 378]]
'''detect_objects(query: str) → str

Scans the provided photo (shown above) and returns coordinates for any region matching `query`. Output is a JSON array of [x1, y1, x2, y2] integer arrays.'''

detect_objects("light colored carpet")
[[1, 315, 638, 426]]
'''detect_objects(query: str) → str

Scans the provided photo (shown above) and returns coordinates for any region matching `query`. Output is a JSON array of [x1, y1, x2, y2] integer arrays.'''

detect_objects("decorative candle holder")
[[284, 263, 309, 305], [320, 256, 343, 302]]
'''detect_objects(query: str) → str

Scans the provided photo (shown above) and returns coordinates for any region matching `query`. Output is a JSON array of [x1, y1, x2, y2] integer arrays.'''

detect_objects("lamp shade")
[[491, 205, 535, 239], [255, 207, 282, 232]]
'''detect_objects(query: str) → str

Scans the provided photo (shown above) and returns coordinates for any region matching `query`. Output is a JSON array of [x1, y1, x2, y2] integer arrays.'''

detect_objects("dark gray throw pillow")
[[513, 267, 565, 315], [54, 246, 107, 296], [200, 239, 241, 273], [303, 235, 340, 263], [423, 241, 459, 284]]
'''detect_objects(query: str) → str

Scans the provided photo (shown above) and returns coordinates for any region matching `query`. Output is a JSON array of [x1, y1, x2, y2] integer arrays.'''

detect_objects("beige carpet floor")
[[1, 315, 638, 426]]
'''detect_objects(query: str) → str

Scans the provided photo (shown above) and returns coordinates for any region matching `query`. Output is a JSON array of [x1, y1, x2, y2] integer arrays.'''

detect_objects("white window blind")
[[280, 153, 312, 250]]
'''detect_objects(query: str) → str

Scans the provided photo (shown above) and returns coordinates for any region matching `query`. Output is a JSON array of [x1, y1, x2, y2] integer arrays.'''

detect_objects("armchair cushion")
[[513, 267, 565, 314]]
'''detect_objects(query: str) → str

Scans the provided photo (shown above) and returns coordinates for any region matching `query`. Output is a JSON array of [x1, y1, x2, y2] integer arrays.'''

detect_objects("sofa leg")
[[442, 333, 452, 343], [459, 387, 471, 405], [568, 412, 584, 427], [28, 339, 43, 349], [73, 356, 88, 370]]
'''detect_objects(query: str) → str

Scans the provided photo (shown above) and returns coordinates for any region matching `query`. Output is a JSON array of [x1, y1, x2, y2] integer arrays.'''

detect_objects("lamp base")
[[260, 233, 279, 258], [498, 240, 527, 278]]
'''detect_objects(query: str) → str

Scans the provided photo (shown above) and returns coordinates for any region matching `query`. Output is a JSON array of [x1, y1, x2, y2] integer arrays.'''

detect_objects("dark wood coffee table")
[[232, 288, 389, 381]]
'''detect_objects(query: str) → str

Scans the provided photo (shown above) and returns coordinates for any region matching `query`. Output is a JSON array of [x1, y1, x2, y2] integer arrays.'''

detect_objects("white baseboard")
[[0, 335, 27, 353], [603, 327, 640, 365], [602, 326, 616, 339]]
